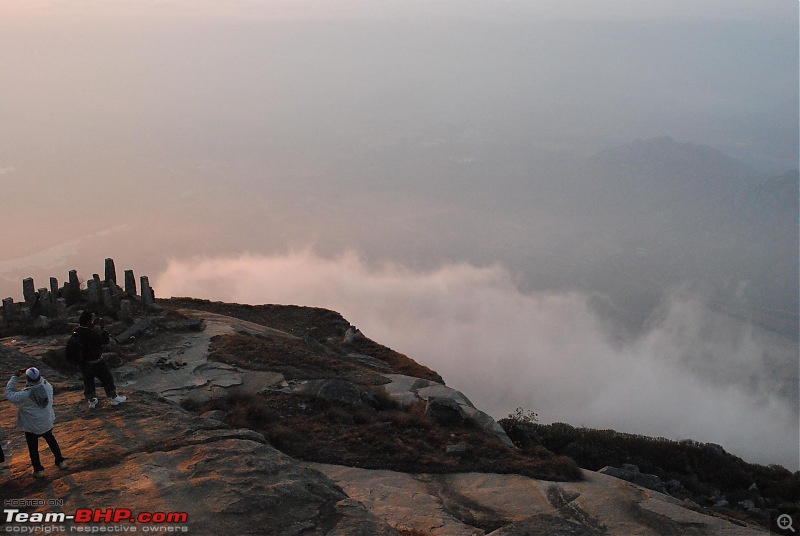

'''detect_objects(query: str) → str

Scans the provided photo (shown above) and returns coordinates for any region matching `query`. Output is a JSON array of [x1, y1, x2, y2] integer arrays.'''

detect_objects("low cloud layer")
[[157, 251, 799, 469]]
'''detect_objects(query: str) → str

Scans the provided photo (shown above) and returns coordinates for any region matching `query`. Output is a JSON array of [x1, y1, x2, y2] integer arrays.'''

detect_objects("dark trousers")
[[25, 429, 65, 472], [80, 361, 118, 399]]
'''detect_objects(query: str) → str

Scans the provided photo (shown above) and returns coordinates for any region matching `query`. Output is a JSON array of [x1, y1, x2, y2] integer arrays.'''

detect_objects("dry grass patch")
[[164, 298, 443, 383], [184, 391, 582, 481], [207, 332, 387, 385]]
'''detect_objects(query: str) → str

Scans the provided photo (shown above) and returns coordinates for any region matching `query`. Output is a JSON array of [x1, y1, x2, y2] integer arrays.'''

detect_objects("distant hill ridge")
[[592, 136, 758, 180]]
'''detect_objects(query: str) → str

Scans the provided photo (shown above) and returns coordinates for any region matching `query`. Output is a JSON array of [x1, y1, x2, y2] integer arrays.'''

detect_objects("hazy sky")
[[1, 0, 798, 468]]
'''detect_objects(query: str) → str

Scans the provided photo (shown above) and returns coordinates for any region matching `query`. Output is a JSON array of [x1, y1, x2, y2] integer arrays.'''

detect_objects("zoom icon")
[[777, 514, 795, 533]]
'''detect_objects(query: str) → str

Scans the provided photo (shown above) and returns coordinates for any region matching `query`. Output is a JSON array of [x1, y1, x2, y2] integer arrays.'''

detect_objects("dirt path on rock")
[[117, 309, 293, 404]]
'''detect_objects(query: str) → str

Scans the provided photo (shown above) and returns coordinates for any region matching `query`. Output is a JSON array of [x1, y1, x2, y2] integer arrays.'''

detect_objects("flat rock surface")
[[0, 390, 397, 535], [116, 310, 287, 403], [307, 463, 765, 536]]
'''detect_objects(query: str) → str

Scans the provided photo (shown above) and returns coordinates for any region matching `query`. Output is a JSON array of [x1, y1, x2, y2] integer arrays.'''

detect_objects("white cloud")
[[156, 250, 799, 469]]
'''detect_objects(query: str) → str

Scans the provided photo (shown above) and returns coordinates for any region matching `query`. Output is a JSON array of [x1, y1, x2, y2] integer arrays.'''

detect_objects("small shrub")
[[323, 406, 353, 425], [506, 406, 539, 424], [393, 401, 429, 430], [265, 424, 302, 450], [363, 386, 400, 411], [351, 407, 373, 425]]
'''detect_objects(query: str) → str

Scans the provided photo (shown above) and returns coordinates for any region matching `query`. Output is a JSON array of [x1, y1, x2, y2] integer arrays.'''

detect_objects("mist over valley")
[[1, 0, 797, 470]]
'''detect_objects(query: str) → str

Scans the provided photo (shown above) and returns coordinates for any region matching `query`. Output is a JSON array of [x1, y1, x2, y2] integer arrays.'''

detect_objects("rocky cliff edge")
[[0, 302, 766, 535]]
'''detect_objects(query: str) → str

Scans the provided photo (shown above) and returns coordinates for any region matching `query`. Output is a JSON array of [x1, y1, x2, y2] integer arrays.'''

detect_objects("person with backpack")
[[6, 367, 67, 478], [72, 310, 126, 409]]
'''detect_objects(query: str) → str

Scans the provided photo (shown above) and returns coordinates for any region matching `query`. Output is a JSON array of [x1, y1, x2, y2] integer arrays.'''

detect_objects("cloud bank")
[[156, 251, 799, 469]]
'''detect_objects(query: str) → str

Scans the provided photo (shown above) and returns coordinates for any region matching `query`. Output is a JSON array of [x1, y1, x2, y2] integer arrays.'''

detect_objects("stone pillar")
[[119, 299, 133, 322], [37, 288, 50, 309], [124, 270, 137, 296], [104, 258, 117, 285], [49, 278, 59, 302], [22, 278, 35, 303], [2, 298, 14, 326], [92, 273, 101, 286], [56, 298, 67, 317], [101, 288, 113, 309], [68, 270, 80, 290], [67, 270, 81, 303], [87, 279, 100, 304], [141, 276, 153, 307]]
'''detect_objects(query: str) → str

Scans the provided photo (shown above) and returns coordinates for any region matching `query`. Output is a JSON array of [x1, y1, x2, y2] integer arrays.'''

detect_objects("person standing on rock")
[[75, 310, 126, 409], [5, 367, 67, 478]]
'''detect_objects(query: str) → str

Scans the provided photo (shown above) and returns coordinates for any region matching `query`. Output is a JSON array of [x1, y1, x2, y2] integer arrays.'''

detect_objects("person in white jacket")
[[6, 367, 67, 478]]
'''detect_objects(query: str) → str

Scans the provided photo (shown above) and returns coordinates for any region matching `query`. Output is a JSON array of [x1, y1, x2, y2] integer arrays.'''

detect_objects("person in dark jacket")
[[6, 367, 67, 478], [75, 310, 126, 409]]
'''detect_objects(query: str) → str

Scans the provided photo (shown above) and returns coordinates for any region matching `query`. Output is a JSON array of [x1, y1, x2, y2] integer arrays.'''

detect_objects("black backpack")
[[65, 332, 84, 365]]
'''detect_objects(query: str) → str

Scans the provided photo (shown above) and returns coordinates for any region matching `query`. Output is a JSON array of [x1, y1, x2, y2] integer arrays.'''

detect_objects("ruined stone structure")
[[22, 278, 35, 303], [140, 276, 154, 307], [124, 269, 137, 296], [2, 298, 13, 326], [104, 258, 117, 285], [0, 258, 156, 327]]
